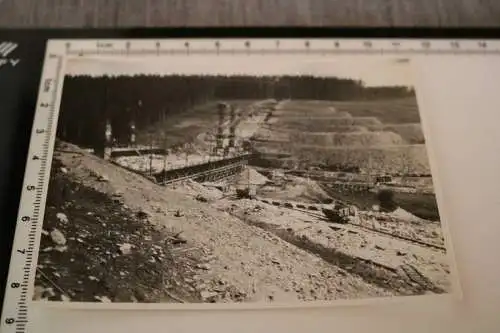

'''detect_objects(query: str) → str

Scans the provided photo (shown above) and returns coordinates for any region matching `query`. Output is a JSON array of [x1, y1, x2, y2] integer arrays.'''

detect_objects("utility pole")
[[163, 152, 167, 184], [149, 134, 153, 176], [367, 154, 373, 184], [130, 120, 136, 147], [135, 99, 142, 148], [95, 84, 109, 158], [266, 77, 273, 99], [207, 136, 212, 163], [104, 118, 112, 160]]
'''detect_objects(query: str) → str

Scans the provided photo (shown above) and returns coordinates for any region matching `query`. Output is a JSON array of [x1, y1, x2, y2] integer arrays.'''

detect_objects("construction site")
[[34, 73, 452, 304]]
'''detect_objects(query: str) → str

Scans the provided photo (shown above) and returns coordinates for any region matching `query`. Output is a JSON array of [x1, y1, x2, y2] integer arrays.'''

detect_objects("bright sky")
[[65, 55, 413, 87]]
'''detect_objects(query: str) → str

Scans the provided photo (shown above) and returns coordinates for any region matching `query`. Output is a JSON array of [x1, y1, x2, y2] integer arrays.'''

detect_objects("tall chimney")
[[228, 105, 236, 148], [216, 102, 226, 151], [103, 119, 112, 160], [105, 119, 112, 146], [130, 120, 136, 147]]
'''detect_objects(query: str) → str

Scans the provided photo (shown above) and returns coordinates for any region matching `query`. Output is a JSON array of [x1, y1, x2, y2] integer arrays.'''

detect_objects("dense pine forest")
[[57, 74, 414, 151]]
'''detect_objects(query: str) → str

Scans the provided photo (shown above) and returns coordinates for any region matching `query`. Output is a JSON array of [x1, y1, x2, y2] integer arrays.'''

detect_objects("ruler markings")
[[67, 48, 500, 55], [1, 49, 63, 333], [62, 38, 500, 57]]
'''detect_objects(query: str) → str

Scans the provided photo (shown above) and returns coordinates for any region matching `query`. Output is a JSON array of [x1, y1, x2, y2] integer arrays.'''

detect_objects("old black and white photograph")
[[33, 55, 455, 305]]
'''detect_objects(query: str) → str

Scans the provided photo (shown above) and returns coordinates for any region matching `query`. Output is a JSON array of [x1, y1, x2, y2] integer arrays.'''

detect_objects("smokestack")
[[103, 119, 113, 160], [216, 102, 226, 152], [105, 119, 112, 146], [130, 120, 136, 147], [228, 105, 236, 148], [229, 104, 236, 123], [228, 128, 235, 148]]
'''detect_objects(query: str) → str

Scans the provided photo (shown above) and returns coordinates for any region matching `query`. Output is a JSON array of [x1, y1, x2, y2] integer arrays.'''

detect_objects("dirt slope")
[[217, 199, 451, 294], [369, 124, 425, 144], [254, 130, 405, 147], [257, 176, 331, 203], [46, 141, 393, 303], [253, 143, 432, 175], [277, 117, 383, 129], [285, 98, 421, 124], [36, 158, 203, 303], [253, 99, 428, 173]]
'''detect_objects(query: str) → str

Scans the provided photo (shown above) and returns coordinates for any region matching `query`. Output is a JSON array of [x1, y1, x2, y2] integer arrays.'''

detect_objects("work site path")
[[54, 142, 393, 303]]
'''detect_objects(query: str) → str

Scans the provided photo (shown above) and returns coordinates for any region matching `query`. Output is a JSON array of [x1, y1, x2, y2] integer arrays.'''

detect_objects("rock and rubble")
[[36, 92, 458, 305], [36, 142, 406, 303], [35, 153, 204, 303], [213, 193, 451, 293]]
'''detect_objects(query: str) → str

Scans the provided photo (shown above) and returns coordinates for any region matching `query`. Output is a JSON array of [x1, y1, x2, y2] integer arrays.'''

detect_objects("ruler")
[[1, 44, 65, 332], [60, 38, 500, 55], [0, 37, 498, 332]]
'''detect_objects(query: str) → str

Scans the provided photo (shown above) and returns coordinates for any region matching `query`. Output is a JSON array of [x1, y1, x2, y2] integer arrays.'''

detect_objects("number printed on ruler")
[[57, 38, 500, 56], [1, 36, 498, 332], [1, 47, 64, 333]]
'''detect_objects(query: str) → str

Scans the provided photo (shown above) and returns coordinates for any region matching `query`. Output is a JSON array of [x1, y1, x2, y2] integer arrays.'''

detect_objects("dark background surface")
[[0, 28, 498, 313]]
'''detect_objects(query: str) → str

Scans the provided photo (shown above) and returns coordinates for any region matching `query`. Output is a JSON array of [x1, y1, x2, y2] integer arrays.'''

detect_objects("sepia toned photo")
[[33, 55, 455, 305]]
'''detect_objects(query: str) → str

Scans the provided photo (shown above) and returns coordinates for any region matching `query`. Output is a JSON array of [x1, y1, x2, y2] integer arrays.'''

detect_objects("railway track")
[[251, 196, 446, 251], [230, 206, 444, 295], [397, 264, 445, 293], [111, 150, 445, 251], [316, 183, 446, 250], [338, 219, 446, 251]]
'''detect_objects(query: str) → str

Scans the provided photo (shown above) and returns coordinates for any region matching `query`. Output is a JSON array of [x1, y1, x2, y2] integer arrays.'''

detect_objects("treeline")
[[213, 76, 413, 100], [57, 74, 414, 150]]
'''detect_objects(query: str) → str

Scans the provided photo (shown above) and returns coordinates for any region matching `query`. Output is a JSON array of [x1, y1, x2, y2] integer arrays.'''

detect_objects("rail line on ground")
[[251, 196, 446, 251], [109, 150, 445, 251]]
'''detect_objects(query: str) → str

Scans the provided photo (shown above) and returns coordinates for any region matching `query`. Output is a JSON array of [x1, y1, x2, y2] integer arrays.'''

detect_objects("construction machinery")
[[236, 186, 257, 199]]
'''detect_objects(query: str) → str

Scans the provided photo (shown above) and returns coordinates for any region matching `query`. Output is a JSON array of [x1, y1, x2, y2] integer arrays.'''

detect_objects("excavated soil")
[[253, 143, 432, 175], [294, 132, 406, 147], [34, 97, 451, 305], [35, 158, 203, 303], [285, 98, 421, 124], [35, 141, 395, 304], [254, 98, 429, 174], [276, 117, 383, 129], [214, 199, 451, 294], [368, 124, 425, 144], [254, 130, 406, 147], [257, 176, 331, 204]]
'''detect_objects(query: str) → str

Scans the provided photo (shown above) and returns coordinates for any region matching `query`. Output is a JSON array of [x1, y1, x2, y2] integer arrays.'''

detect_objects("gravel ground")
[[38, 141, 394, 304], [213, 197, 452, 293], [35, 157, 204, 303]]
